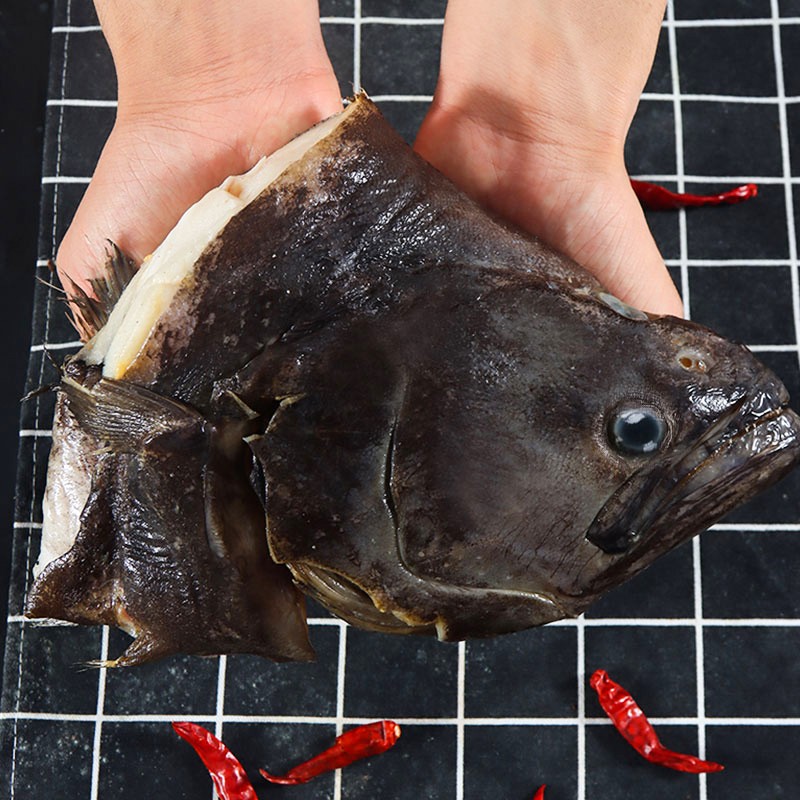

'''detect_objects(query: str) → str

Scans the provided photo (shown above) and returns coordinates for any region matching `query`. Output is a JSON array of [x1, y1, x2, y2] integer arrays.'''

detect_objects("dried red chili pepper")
[[630, 178, 757, 211], [260, 720, 401, 785], [589, 670, 724, 774], [172, 721, 258, 800], [532, 784, 547, 800]]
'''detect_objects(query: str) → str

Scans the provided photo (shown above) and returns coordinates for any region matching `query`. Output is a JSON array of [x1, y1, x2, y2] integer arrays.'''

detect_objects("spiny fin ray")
[[63, 241, 139, 341]]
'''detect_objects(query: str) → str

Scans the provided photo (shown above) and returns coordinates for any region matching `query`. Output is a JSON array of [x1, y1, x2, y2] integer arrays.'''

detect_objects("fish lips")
[[584, 377, 800, 586]]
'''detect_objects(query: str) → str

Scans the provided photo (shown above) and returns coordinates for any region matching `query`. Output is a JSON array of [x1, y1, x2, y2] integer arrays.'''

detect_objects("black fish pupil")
[[610, 408, 665, 455]]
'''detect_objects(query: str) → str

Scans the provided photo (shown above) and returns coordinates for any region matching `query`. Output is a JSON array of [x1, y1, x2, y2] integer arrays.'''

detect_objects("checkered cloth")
[[3, 1, 799, 797]]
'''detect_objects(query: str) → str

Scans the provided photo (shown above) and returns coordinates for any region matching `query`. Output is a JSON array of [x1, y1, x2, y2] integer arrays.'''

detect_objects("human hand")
[[57, 0, 343, 294], [414, 0, 683, 317]]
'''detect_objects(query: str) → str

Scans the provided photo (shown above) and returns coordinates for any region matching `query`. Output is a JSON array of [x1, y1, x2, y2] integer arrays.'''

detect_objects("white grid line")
[[52, 8, 76, 798], [47, 99, 116, 107], [666, 16, 800, 27], [771, 0, 800, 381], [640, 92, 796, 103], [455, 642, 465, 800], [30, 340, 82, 351], [634, 175, 788, 183], [9, 0, 72, 800], [89, 629, 109, 800], [51, 24, 100, 32], [28, 4, 70, 797], [667, 9, 706, 799], [369, 94, 433, 102], [212, 655, 227, 800], [40, 93, 800, 106], [214, 656, 227, 738], [352, 0, 362, 95], [354, 16, 443, 26], [666, 0, 691, 326], [711, 522, 800, 530], [10, 1, 71, 796], [41, 176, 91, 184], [321, 16, 444, 25], [49, 17, 800, 33], [576, 614, 586, 800], [4, 711, 800, 726], [664, 259, 791, 266], [333, 622, 347, 800], [692, 537, 709, 799], [747, 344, 799, 352]]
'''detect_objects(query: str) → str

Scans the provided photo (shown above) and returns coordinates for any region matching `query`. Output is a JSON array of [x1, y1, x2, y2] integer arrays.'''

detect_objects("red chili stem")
[[589, 670, 724, 774], [532, 784, 547, 800], [260, 720, 401, 785], [172, 722, 258, 800], [630, 178, 758, 211]]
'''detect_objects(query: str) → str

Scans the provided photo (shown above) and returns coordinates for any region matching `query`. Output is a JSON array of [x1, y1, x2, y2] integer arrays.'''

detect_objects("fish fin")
[[201, 418, 315, 662], [110, 441, 315, 663], [61, 376, 203, 451], [62, 242, 138, 342], [107, 634, 171, 668], [249, 387, 404, 596], [36, 392, 314, 665], [80, 633, 172, 669]]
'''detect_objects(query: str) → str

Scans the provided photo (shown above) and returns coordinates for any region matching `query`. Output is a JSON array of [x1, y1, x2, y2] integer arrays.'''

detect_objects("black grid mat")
[[3, 1, 800, 798]]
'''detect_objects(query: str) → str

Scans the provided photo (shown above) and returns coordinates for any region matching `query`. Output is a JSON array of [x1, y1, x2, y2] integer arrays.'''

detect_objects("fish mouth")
[[585, 377, 800, 577]]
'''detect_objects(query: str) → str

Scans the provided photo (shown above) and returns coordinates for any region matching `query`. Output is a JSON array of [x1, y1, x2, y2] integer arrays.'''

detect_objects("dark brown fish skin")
[[26, 97, 800, 660], [119, 98, 601, 406], [27, 370, 314, 664]]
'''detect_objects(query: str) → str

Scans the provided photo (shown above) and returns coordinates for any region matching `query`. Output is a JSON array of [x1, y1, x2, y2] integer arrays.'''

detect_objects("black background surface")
[[3, 2, 800, 799], [0, 0, 53, 662]]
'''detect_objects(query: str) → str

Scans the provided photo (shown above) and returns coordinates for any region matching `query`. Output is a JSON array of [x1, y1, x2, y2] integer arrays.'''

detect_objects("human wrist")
[[419, 92, 625, 187], [95, 0, 337, 119], [431, 0, 665, 168]]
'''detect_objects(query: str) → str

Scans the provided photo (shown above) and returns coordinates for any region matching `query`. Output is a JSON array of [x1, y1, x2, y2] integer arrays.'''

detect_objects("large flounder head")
[[253, 266, 800, 640], [27, 95, 800, 662]]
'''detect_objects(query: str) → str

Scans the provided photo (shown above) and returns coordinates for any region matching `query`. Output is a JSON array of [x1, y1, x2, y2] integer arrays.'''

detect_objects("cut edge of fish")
[[35, 392, 95, 577], [80, 100, 362, 381], [37, 101, 362, 579]]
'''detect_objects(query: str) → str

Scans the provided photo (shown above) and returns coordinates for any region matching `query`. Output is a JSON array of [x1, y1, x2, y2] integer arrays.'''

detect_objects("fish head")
[[28, 95, 800, 658], [260, 271, 800, 638], [566, 291, 800, 599]]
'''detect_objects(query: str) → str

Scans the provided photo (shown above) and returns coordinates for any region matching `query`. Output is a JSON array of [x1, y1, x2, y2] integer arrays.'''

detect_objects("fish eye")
[[608, 407, 666, 455]]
